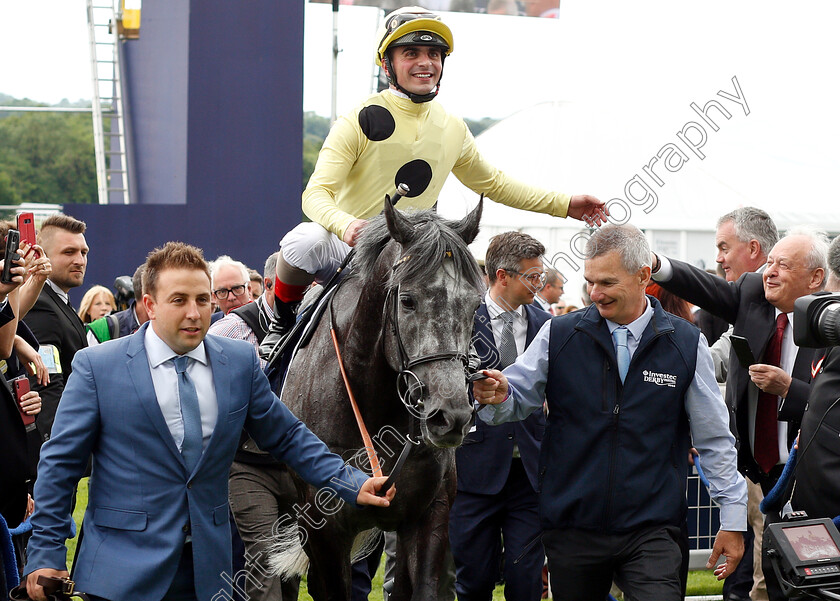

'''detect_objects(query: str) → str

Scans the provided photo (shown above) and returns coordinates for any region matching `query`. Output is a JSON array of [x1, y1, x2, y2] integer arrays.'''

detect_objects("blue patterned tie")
[[173, 355, 203, 473], [613, 326, 630, 384], [497, 311, 518, 369]]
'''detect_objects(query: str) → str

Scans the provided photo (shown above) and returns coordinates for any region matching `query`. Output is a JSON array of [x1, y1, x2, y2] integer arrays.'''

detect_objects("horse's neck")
[[335, 274, 389, 364]]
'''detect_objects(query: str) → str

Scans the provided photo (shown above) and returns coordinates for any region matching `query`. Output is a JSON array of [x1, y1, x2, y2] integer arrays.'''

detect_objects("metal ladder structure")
[[86, 0, 131, 205]]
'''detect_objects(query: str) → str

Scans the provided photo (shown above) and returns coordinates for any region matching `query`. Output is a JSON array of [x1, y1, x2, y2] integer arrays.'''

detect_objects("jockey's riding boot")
[[259, 298, 299, 360]]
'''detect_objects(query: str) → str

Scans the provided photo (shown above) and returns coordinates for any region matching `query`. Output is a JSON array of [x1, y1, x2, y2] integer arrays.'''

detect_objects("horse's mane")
[[353, 209, 484, 291]]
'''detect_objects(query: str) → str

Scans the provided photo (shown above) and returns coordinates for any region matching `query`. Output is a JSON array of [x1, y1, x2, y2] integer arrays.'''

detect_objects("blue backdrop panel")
[[65, 0, 303, 303]]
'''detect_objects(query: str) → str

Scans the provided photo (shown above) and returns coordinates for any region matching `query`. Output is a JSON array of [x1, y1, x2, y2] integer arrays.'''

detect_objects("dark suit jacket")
[[456, 302, 551, 495], [659, 258, 815, 484], [23, 284, 87, 441]]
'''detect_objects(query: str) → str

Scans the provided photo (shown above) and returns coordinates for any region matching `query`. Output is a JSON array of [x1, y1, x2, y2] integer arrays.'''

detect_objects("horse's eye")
[[400, 294, 416, 311]]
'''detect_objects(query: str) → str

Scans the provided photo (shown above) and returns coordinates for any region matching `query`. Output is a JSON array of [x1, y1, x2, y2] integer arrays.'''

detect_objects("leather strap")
[[9, 576, 91, 600]]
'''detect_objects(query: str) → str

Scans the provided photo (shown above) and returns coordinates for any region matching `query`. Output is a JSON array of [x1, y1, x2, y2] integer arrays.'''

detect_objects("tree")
[[302, 112, 331, 191], [0, 102, 97, 205]]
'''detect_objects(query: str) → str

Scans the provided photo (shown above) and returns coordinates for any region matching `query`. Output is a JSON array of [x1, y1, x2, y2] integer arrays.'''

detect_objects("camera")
[[764, 512, 840, 599], [113, 275, 134, 311], [794, 292, 840, 348]]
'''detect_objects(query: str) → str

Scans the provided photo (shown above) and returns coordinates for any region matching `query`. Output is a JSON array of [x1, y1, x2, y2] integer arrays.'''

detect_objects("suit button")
[[182, 523, 191, 534], [187, 482, 193, 489], [507, 434, 514, 440]]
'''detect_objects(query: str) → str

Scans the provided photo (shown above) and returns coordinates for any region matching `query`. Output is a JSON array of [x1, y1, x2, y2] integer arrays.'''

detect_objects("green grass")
[[68, 478, 722, 599]]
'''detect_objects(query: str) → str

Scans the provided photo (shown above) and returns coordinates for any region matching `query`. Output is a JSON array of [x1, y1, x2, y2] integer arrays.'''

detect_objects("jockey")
[[262, 6, 607, 353]]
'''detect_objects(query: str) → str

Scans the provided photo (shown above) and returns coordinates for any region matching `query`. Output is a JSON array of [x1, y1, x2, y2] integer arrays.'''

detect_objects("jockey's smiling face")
[[386, 45, 442, 96]]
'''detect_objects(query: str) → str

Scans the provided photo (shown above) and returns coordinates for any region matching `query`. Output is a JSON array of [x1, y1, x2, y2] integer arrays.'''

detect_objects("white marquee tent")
[[437, 100, 840, 304]]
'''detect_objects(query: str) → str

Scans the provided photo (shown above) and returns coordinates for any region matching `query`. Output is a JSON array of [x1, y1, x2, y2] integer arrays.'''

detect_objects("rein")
[[327, 285, 384, 479]]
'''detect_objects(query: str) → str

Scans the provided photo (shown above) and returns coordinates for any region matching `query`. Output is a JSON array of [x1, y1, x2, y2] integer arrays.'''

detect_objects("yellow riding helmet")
[[375, 7, 454, 68]]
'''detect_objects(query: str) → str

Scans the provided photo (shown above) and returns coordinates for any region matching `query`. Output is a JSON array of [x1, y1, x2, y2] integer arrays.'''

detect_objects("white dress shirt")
[[144, 325, 218, 451], [46, 279, 71, 306]]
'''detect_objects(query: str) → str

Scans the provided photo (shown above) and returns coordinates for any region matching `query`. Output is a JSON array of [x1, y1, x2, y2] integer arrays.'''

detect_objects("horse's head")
[[373, 198, 484, 448]]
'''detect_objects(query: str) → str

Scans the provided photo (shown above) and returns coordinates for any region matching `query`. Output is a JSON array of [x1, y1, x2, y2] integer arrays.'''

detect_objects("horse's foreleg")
[[391, 478, 455, 601], [303, 523, 354, 601]]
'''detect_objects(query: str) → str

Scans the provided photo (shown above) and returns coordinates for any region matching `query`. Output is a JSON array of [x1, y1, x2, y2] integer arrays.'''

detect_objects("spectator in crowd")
[[248, 269, 263, 299], [0, 256, 36, 597], [560, 304, 579, 315], [675, 207, 778, 601], [77, 285, 116, 324], [549, 301, 566, 315], [533, 268, 563, 313], [450, 232, 551, 601], [22, 214, 89, 443], [761, 234, 840, 600], [261, 6, 605, 354], [474, 224, 747, 600], [23, 242, 394, 601], [710, 208, 780, 382], [210, 256, 253, 316], [714, 209, 778, 284], [653, 226, 828, 601], [0, 224, 51, 512], [86, 264, 148, 345], [209, 254, 276, 363]]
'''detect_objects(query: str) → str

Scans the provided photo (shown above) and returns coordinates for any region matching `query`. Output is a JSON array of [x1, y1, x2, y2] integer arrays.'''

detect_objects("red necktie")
[[754, 312, 788, 474]]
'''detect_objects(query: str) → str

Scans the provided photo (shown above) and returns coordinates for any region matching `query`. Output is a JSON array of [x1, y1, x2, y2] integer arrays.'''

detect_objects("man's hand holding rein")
[[473, 369, 509, 405]]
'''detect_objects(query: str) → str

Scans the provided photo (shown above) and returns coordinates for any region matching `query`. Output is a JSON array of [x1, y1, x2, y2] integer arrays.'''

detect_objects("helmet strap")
[[383, 52, 445, 104]]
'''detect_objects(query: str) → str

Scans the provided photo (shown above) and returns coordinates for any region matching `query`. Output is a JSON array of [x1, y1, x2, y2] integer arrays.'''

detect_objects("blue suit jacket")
[[25, 323, 365, 601], [456, 302, 551, 495]]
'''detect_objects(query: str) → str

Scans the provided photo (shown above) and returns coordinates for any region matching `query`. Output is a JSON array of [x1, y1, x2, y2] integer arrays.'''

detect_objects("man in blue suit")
[[450, 232, 551, 601], [24, 242, 393, 601]]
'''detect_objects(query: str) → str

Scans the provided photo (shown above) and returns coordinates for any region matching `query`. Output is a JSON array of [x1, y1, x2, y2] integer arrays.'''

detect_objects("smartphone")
[[730, 335, 756, 368], [12, 376, 35, 427], [1, 229, 20, 284], [16, 212, 36, 249]]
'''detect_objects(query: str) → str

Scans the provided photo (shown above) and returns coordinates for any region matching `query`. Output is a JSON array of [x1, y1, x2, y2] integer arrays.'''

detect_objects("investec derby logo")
[[643, 370, 677, 387]]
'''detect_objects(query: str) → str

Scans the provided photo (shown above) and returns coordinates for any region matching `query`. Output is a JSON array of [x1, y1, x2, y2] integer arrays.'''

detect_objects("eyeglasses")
[[506, 270, 547, 287], [212, 284, 247, 300]]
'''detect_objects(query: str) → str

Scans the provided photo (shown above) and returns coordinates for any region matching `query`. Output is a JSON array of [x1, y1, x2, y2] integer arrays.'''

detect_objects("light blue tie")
[[613, 326, 630, 384], [173, 355, 203, 473]]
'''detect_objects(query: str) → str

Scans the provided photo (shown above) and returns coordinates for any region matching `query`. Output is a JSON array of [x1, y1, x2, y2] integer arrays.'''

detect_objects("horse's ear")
[[384, 194, 415, 244], [451, 195, 483, 245]]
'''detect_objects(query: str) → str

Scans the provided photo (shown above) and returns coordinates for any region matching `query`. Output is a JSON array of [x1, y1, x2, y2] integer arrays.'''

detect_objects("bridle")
[[384, 279, 469, 420]]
